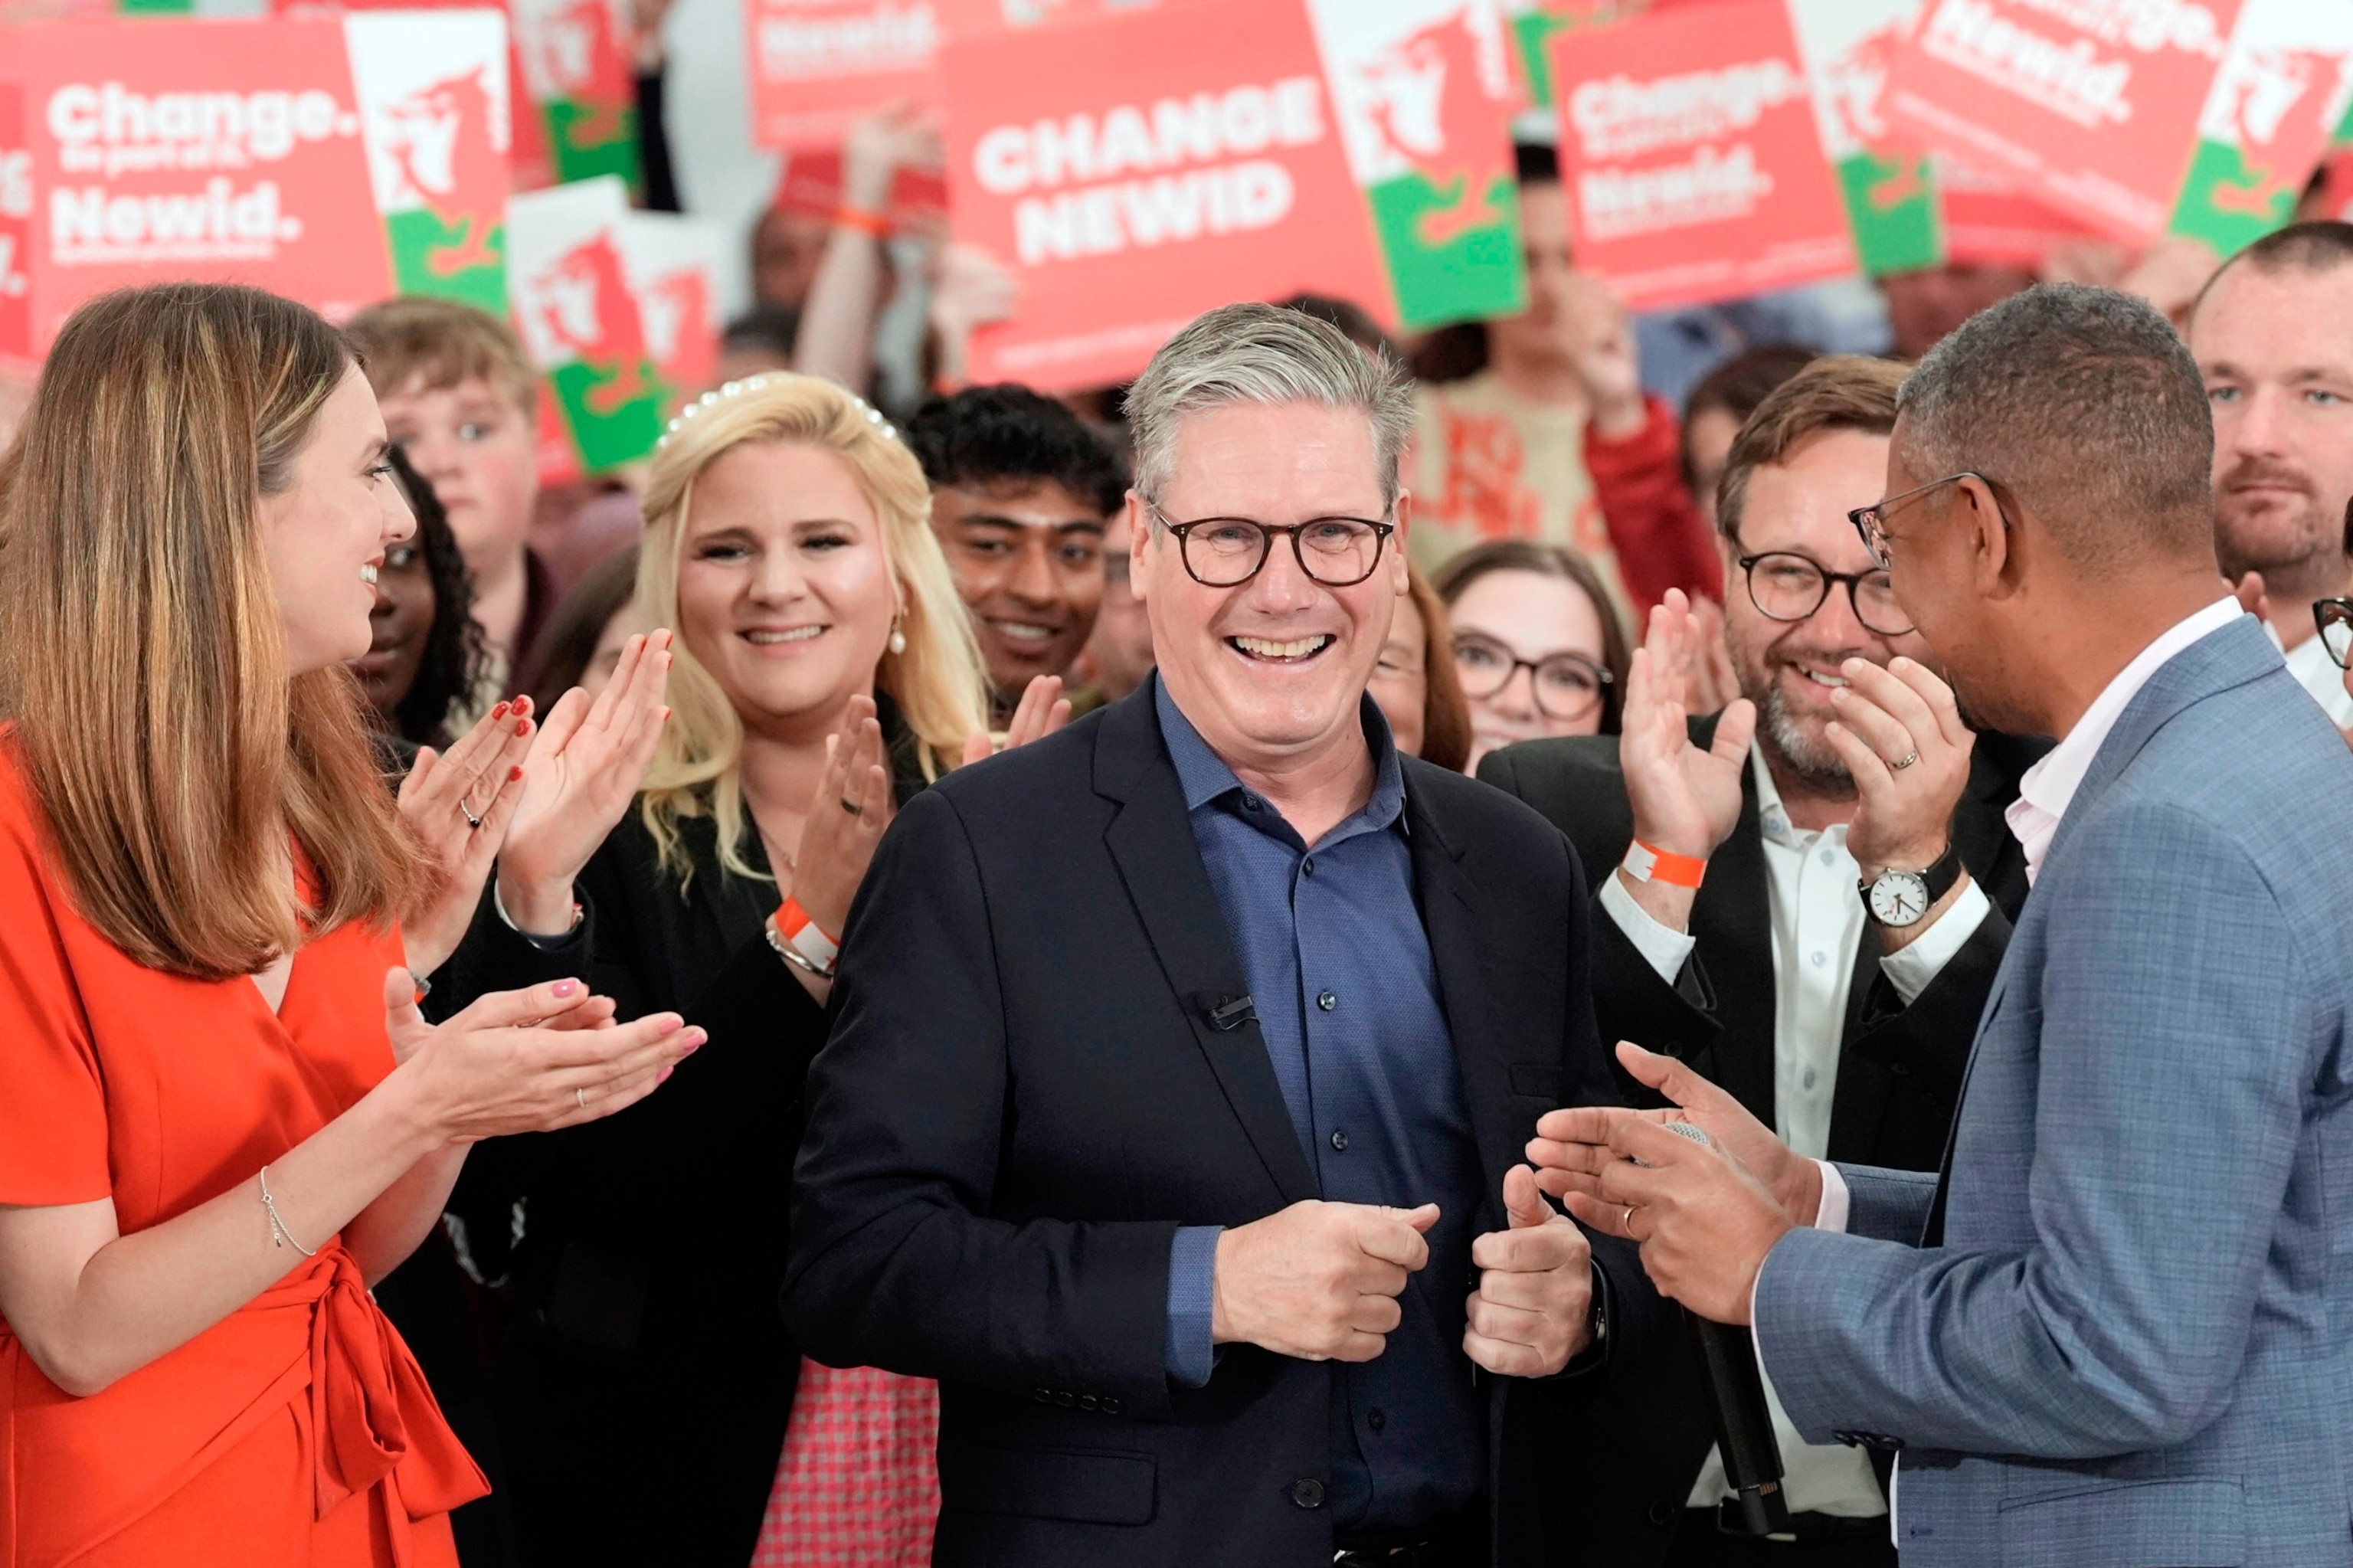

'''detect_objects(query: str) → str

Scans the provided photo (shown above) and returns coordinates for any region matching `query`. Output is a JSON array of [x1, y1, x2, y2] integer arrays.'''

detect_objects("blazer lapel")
[[1688, 750, 1778, 1123], [1093, 691, 1319, 1207], [1404, 787, 1514, 1222]]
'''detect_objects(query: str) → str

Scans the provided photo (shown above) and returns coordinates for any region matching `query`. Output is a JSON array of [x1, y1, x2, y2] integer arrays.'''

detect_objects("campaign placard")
[[745, 0, 944, 149], [2167, 0, 2353, 255], [1787, 0, 1937, 276], [511, 0, 640, 186], [620, 209, 726, 401], [0, 11, 510, 363], [1549, 0, 1856, 310]]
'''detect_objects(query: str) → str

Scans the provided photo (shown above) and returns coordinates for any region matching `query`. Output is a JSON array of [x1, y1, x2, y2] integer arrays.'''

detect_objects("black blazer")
[[783, 686, 1692, 1568], [437, 712, 931, 1568], [1478, 716, 2043, 1171]]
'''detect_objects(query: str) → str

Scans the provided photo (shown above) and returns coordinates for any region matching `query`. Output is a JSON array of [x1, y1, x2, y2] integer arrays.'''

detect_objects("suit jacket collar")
[[2043, 614, 2279, 873]]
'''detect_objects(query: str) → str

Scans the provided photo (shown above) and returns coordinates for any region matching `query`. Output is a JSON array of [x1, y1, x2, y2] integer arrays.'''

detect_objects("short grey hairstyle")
[[1125, 301, 1415, 509], [1896, 282, 2214, 574]]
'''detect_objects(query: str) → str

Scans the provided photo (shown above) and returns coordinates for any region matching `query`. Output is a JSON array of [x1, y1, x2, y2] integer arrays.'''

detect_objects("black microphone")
[[1659, 1121, 1791, 1537]]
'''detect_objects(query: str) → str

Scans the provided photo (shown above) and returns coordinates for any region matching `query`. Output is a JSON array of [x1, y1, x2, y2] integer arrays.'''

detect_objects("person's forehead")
[[1740, 427, 1890, 549], [934, 478, 1108, 529], [1160, 401, 1383, 514], [692, 440, 875, 530], [381, 374, 519, 417], [2192, 262, 2353, 368]]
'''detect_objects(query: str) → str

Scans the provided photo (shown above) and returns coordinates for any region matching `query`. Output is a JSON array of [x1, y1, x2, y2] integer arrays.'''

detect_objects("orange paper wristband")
[[1623, 838, 1707, 890], [834, 205, 892, 238]]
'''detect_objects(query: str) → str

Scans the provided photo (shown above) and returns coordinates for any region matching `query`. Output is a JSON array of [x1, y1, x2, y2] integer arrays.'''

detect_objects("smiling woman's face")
[[673, 439, 896, 733]]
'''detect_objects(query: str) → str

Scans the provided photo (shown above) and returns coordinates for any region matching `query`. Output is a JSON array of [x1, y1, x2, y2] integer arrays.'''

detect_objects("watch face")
[[1869, 870, 1932, 927]]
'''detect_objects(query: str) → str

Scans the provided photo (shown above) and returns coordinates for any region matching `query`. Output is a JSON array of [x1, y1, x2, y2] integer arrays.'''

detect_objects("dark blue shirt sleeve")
[[1163, 1224, 1222, 1387]]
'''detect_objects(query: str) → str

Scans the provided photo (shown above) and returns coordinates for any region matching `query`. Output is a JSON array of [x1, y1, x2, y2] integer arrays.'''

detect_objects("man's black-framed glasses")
[[1451, 633, 1614, 722], [1147, 502, 1395, 588], [1847, 470, 1997, 570], [1736, 551, 1913, 637], [2316, 598, 2353, 670]]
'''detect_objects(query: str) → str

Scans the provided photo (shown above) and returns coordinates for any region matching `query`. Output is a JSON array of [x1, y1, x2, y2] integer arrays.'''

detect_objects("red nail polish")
[[513, 696, 532, 715], [492, 702, 509, 719], [509, 764, 525, 781], [515, 719, 532, 736]]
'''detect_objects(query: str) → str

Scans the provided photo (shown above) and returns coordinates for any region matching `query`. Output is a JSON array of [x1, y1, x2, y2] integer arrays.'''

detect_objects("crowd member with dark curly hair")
[[357, 444, 493, 750], [905, 383, 1128, 722]]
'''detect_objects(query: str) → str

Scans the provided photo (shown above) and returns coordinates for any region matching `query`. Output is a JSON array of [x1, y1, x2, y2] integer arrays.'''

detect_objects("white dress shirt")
[[1785, 595, 2253, 1540], [2273, 622, 2353, 730], [1602, 744, 1990, 1519]]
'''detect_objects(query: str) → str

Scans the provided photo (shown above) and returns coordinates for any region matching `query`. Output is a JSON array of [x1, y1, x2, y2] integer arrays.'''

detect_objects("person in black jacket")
[[784, 304, 1690, 1568], [440, 372, 1055, 1566], [1481, 357, 2040, 1567]]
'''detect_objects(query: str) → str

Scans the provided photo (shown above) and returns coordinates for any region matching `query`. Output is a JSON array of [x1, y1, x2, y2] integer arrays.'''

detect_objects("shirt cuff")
[[1164, 1225, 1222, 1389], [1599, 868, 1697, 985], [1814, 1160, 1851, 1232], [1875, 878, 1991, 1006]]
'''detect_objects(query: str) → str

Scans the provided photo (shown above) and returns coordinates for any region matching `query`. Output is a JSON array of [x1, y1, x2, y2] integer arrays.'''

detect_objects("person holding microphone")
[[0, 283, 701, 1568]]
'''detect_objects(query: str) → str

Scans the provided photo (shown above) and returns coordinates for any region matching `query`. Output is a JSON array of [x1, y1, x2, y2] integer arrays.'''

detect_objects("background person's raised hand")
[[1616, 589, 1755, 929], [397, 696, 536, 977], [787, 695, 895, 943], [1820, 655, 1974, 887], [496, 630, 673, 934], [1529, 1042, 1819, 1226], [1464, 1165, 1593, 1377], [1212, 1200, 1439, 1363], [380, 969, 705, 1144], [959, 673, 1072, 767]]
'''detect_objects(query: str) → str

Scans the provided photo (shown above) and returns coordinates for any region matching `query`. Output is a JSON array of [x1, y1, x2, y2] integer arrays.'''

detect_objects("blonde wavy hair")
[[635, 373, 989, 884]]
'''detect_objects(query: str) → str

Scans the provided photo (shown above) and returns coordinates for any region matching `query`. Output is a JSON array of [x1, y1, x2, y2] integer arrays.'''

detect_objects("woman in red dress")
[[0, 283, 703, 1568]]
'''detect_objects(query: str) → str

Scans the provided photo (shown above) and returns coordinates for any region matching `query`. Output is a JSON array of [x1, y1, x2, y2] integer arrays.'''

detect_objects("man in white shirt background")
[[1480, 356, 2041, 1566], [2188, 220, 2353, 729]]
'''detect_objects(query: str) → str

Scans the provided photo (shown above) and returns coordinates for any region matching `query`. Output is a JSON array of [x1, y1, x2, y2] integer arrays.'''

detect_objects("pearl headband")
[[656, 372, 898, 453]]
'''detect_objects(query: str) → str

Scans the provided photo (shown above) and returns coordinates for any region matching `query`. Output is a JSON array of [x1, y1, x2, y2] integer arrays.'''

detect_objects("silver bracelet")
[[257, 1166, 317, 1258], [765, 915, 836, 979]]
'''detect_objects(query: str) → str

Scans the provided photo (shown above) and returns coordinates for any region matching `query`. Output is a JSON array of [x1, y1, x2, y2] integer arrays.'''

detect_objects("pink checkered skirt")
[[748, 1360, 941, 1566]]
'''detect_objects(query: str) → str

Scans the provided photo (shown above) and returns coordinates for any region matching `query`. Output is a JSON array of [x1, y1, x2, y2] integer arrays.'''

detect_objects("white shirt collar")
[[2004, 597, 2247, 883]]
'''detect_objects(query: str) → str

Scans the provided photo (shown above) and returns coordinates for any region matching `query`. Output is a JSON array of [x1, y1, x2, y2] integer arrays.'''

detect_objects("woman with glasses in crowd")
[[1434, 539, 1632, 771], [435, 373, 1064, 1567]]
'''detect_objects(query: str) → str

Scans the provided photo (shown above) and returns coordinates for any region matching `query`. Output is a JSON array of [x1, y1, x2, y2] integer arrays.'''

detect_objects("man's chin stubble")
[[1760, 686, 1855, 797]]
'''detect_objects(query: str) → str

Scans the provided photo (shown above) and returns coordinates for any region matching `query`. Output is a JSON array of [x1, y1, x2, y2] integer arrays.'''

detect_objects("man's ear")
[[1125, 489, 1153, 605], [1389, 488, 1413, 596], [1959, 477, 2018, 601]]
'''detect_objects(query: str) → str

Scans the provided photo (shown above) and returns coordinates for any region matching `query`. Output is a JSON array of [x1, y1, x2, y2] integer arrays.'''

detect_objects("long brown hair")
[[0, 283, 419, 978], [1406, 565, 1474, 773]]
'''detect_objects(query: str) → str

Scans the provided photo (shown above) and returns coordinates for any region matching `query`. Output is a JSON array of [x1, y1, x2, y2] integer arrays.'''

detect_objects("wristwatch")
[[1859, 840, 1962, 928]]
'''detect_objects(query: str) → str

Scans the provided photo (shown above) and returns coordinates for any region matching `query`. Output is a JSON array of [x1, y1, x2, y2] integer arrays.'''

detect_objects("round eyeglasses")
[[1737, 551, 1913, 637], [1147, 502, 1394, 588], [1451, 633, 1614, 722], [2316, 598, 2353, 669]]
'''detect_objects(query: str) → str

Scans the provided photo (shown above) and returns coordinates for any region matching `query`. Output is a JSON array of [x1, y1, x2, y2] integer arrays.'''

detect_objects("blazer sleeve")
[[1847, 900, 2014, 1109], [783, 788, 1186, 1419], [1756, 800, 2315, 1459]]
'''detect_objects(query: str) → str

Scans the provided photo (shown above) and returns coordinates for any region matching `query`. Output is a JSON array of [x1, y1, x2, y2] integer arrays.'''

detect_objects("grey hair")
[[1896, 282, 2214, 575], [1125, 301, 1415, 508]]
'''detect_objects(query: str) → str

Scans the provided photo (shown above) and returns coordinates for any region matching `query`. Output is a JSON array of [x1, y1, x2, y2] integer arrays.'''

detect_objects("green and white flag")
[[347, 8, 512, 314]]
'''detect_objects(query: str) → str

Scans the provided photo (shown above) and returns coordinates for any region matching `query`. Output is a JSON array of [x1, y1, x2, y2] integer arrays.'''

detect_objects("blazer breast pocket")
[[937, 1441, 1157, 1526], [1508, 1062, 1562, 1105], [1995, 1475, 2243, 1567]]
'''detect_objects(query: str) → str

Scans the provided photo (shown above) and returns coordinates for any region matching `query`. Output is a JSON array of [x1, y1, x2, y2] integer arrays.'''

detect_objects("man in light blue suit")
[[1533, 283, 2353, 1567]]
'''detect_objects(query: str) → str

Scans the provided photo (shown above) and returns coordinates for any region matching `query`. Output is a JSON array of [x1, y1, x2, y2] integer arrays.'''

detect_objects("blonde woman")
[[0, 283, 700, 1568], [446, 373, 1062, 1566]]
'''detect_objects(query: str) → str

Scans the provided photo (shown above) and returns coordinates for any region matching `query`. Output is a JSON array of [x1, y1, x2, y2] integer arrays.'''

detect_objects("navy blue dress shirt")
[[1154, 678, 1487, 1533]]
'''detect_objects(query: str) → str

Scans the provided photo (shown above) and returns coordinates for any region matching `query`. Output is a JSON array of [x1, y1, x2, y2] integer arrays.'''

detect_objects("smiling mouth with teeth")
[[360, 565, 378, 586], [743, 626, 825, 645], [1229, 634, 1334, 662], [986, 620, 1057, 645]]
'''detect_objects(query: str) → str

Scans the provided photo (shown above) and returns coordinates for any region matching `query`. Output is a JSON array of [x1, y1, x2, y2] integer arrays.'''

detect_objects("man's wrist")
[[1615, 863, 1699, 935], [1854, 833, 1951, 883], [1783, 1152, 1825, 1228]]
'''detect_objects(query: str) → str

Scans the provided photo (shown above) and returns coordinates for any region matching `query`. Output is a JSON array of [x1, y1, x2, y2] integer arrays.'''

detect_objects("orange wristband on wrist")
[[1622, 838, 1707, 889], [834, 205, 892, 238]]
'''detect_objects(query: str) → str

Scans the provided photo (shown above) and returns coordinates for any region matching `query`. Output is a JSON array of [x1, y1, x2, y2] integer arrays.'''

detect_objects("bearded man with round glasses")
[[1480, 355, 2046, 1568]]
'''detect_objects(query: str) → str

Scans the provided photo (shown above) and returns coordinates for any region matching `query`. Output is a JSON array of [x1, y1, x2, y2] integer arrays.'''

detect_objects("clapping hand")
[[1819, 656, 1972, 897], [959, 673, 1073, 767], [496, 632, 673, 935], [787, 696, 895, 944], [1618, 589, 1754, 925], [398, 697, 538, 978]]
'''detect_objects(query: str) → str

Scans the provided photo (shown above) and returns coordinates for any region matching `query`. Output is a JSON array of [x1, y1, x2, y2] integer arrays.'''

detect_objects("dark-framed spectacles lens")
[[1180, 517, 1385, 586], [2319, 605, 2353, 669]]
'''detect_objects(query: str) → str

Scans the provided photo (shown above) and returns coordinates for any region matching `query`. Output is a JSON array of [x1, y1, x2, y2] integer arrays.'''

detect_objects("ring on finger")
[[462, 801, 484, 830], [1888, 750, 1920, 772], [839, 797, 863, 817], [575, 1087, 587, 1110], [1622, 1203, 1639, 1235]]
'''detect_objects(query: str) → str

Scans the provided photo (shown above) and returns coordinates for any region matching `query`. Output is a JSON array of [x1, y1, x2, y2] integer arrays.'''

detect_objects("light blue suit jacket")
[[1755, 617, 2353, 1567]]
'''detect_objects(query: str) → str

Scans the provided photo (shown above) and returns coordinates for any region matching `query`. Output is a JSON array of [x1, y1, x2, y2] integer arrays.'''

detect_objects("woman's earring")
[[888, 620, 908, 656]]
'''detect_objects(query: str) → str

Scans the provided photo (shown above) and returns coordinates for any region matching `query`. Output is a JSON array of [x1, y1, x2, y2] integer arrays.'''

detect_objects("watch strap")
[[1860, 839, 1962, 920]]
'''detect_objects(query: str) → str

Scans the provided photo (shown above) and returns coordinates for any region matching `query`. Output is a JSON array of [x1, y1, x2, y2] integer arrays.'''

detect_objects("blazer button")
[[1079, 1394, 1099, 1413], [1099, 1396, 1122, 1416], [1055, 1391, 1075, 1408], [1647, 1498, 1680, 1527], [1290, 1478, 1326, 1510], [1032, 1386, 1053, 1404]]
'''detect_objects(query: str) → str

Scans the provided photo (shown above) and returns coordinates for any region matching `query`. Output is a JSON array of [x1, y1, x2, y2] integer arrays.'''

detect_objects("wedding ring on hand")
[[575, 1087, 587, 1110], [1623, 1203, 1638, 1235], [839, 797, 863, 817], [1889, 750, 1920, 771]]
